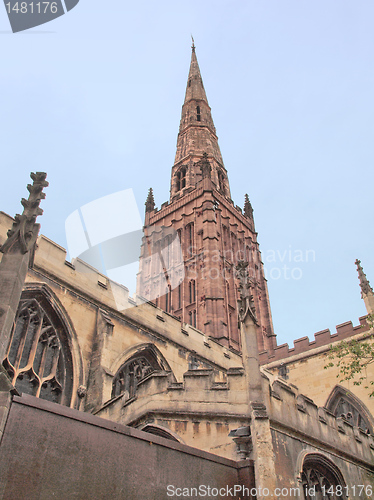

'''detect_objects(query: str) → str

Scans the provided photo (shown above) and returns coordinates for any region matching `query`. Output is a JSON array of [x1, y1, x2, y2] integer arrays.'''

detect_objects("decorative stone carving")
[[228, 426, 252, 459], [197, 152, 211, 179], [77, 385, 87, 398], [0, 172, 48, 255], [278, 363, 289, 380], [355, 259, 373, 296], [235, 260, 257, 324], [145, 188, 156, 213], [243, 194, 253, 219], [335, 397, 370, 434]]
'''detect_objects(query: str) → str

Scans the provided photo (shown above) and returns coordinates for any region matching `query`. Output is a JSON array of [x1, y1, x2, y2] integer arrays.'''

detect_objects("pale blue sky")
[[1, 0, 373, 347]]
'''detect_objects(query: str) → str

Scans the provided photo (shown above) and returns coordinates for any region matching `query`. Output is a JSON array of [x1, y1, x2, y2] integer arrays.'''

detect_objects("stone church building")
[[0, 45, 373, 499]]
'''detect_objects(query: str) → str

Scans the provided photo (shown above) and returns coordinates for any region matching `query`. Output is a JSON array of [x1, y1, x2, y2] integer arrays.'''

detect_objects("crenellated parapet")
[[266, 376, 374, 466], [97, 366, 249, 424], [260, 317, 371, 365], [95, 360, 374, 466]]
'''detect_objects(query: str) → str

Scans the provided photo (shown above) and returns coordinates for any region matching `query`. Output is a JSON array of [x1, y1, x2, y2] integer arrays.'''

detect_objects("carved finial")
[[0, 172, 48, 255], [198, 152, 211, 179], [145, 188, 155, 213], [235, 260, 257, 324], [191, 35, 195, 52], [355, 259, 373, 297], [243, 194, 253, 219]]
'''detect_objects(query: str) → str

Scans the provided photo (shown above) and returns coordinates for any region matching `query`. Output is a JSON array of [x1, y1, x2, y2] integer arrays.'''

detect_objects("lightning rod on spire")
[[191, 35, 195, 51]]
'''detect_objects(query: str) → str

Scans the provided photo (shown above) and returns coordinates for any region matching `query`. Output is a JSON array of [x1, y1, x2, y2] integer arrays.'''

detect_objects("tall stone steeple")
[[170, 41, 230, 201], [137, 44, 276, 355]]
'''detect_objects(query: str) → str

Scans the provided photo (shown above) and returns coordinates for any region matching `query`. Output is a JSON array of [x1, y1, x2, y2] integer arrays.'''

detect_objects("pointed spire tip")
[[191, 35, 195, 52]]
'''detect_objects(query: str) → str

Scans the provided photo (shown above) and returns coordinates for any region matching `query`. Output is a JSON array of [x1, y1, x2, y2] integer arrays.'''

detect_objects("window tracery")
[[302, 463, 345, 500], [112, 350, 162, 400], [301, 455, 346, 500], [2, 297, 73, 406], [326, 386, 373, 434]]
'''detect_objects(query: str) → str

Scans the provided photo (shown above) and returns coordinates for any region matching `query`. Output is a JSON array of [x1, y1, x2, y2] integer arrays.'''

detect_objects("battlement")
[[97, 367, 248, 426], [267, 377, 374, 465], [97, 363, 374, 467], [260, 317, 371, 365]]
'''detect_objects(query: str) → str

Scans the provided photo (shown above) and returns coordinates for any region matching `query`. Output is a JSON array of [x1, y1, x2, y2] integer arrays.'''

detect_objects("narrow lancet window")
[[189, 280, 196, 303], [196, 105, 201, 122], [176, 167, 187, 192]]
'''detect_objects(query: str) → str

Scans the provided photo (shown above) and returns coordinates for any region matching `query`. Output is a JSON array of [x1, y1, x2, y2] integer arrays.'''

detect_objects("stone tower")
[[137, 43, 276, 354]]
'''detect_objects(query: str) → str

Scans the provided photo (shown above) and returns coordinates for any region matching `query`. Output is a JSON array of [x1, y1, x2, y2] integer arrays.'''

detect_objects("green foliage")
[[325, 314, 374, 397]]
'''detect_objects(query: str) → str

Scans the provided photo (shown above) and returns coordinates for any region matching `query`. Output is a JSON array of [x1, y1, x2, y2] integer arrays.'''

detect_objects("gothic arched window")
[[186, 222, 194, 255], [2, 295, 74, 406], [325, 385, 373, 434], [301, 454, 346, 499], [196, 105, 201, 122], [111, 349, 164, 400]]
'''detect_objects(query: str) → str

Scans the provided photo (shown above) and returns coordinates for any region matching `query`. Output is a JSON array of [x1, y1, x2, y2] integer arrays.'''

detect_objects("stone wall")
[[0, 393, 254, 500], [265, 376, 374, 496], [262, 323, 374, 416]]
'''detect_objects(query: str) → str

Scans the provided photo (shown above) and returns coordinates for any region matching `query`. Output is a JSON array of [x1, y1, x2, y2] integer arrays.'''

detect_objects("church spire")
[[138, 46, 276, 354], [182, 39, 209, 110], [170, 43, 230, 200]]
